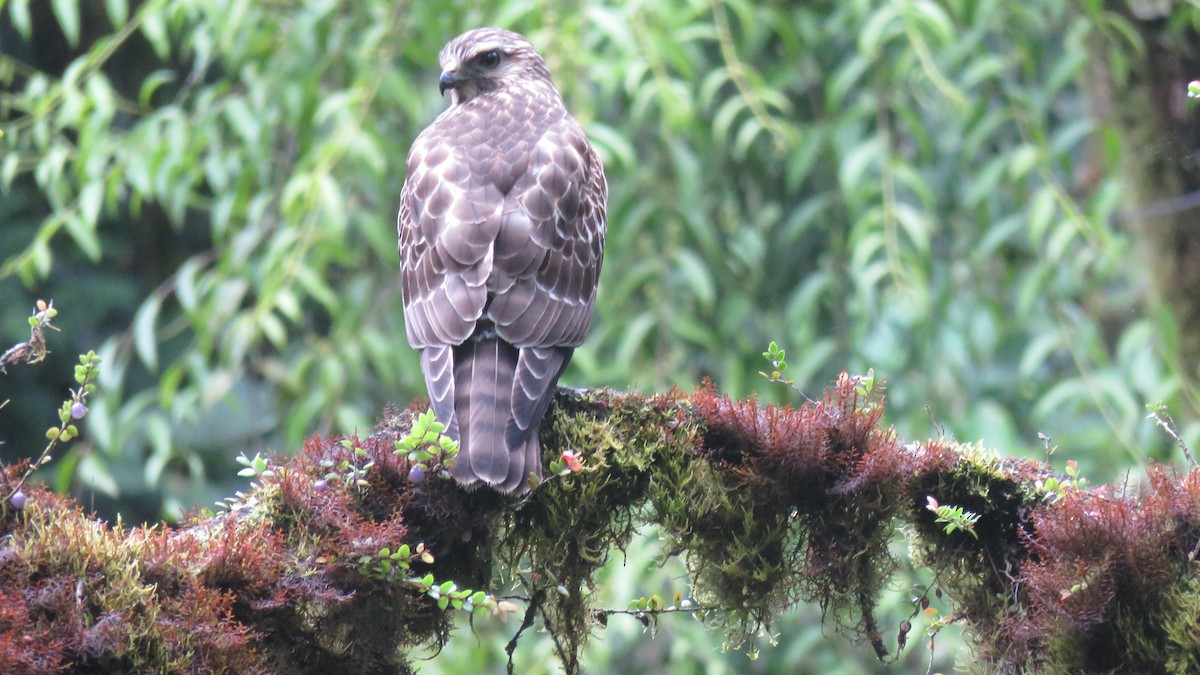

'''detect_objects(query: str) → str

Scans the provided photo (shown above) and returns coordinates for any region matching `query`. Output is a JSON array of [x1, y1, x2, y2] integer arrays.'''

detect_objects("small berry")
[[408, 465, 427, 484], [313, 479, 328, 493], [71, 401, 87, 420], [10, 490, 26, 510]]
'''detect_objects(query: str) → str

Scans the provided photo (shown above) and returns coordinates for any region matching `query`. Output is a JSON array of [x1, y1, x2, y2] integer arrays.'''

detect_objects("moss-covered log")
[[2, 375, 1199, 673]]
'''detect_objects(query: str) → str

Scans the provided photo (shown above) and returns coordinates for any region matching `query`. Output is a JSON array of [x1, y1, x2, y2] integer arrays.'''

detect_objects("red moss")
[[274, 434, 411, 556], [0, 590, 71, 673], [1009, 465, 1200, 669], [691, 375, 943, 511], [0, 412, 451, 672], [685, 375, 944, 655], [198, 516, 290, 599], [153, 587, 258, 671], [134, 525, 204, 594], [1023, 479, 1174, 612]]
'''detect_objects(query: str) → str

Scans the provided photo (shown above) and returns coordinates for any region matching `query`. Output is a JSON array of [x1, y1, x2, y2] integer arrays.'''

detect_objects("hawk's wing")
[[399, 98, 606, 350]]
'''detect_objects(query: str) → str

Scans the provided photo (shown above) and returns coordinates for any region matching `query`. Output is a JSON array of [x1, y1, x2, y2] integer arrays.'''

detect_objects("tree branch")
[[1, 377, 1197, 674]]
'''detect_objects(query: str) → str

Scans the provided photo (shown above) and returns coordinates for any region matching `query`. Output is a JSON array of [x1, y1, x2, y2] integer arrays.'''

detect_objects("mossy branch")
[[2, 376, 1199, 673]]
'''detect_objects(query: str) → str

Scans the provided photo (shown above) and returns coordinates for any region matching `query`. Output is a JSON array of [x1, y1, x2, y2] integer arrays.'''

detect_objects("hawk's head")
[[436, 28, 554, 105]]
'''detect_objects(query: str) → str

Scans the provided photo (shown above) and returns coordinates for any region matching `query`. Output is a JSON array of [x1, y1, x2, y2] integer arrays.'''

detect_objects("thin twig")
[[505, 588, 542, 675], [1147, 405, 1197, 468]]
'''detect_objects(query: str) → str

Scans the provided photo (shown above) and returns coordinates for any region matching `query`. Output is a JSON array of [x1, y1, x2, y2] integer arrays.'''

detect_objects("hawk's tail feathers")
[[440, 340, 571, 494], [450, 337, 519, 491], [505, 346, 571, 489]]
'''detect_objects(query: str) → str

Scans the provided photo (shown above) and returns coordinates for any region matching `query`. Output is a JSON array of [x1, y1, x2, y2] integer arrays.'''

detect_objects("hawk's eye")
[[477, 50, 502, 69]]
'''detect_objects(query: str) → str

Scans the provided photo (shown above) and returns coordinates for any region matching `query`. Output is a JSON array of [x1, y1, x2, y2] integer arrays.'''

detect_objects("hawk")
[[398, 28, 607, 493]]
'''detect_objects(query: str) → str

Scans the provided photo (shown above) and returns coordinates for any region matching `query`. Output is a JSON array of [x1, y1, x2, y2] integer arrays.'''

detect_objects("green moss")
[[649, 452, 788, 648], [1163, 574, 1200, 673], [496, 393, 670, 671]]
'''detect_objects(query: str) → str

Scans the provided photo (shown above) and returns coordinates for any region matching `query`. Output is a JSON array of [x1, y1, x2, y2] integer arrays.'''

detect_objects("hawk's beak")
[[438, 71, 461, 96]]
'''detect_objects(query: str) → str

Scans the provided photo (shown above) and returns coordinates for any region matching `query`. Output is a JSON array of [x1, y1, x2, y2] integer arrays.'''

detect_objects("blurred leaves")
[[0, 0, 1197, 667], [0, 0, 1195, 667]]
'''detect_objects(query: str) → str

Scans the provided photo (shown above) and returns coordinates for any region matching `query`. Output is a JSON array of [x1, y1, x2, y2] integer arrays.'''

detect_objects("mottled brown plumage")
[[398, 28, 607, 493]]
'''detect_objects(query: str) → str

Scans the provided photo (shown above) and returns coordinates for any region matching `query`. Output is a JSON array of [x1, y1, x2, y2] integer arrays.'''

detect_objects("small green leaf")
[[133, 296, 161, 369], [105, 0, 129, 27], [51, 0, 81, 47], [10, 0, 32, 39]]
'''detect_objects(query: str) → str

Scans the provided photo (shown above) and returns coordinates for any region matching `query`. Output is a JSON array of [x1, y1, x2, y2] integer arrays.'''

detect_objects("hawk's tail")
[[506, 346, 572, 490], [446, 339, 570, 493]]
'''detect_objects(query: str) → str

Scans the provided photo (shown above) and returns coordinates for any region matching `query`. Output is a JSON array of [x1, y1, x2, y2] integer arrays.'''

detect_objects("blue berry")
[[408, 465, 427, 485]]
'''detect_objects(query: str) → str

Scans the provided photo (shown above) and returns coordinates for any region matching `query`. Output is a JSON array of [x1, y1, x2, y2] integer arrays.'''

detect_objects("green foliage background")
[[1, 0, 1198, 671]]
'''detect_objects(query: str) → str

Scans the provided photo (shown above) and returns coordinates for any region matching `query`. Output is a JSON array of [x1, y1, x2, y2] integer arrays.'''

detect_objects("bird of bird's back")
[[398, 28, 607, 493]]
